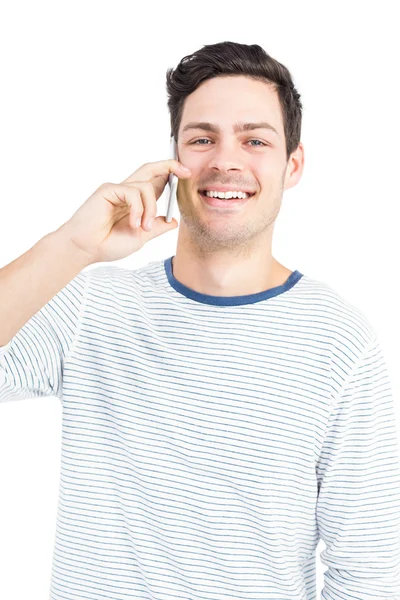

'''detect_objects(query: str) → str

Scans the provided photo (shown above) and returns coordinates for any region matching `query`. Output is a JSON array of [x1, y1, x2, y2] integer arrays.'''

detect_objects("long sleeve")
[[316, 335, 400, 599], [0, 270, 88, 404]]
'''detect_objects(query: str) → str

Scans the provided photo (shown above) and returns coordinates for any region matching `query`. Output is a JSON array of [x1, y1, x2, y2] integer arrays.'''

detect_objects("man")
[[1, 41, 399, 600]]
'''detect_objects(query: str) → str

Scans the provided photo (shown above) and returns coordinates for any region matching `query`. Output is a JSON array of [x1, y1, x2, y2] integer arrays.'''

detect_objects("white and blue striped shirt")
[[1, 256, 400, 600]]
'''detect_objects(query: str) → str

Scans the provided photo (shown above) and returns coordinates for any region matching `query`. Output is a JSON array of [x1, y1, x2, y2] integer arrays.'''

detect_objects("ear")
[[284, 142, 305, 191]]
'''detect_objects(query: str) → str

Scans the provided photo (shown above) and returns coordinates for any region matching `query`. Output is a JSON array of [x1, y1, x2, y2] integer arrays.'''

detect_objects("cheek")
[[177, 179, 192, 195]]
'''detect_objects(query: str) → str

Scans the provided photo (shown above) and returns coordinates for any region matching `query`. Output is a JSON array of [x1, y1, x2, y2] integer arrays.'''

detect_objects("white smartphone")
[[165, 136, 178, 223]]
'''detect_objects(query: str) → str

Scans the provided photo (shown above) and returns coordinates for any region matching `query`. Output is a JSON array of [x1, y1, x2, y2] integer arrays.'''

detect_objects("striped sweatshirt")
[[1, 256, 400, 600]]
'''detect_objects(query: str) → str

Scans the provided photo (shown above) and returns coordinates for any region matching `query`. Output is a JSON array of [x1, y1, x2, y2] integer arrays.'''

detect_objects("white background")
[[0, 1, 399, 598]]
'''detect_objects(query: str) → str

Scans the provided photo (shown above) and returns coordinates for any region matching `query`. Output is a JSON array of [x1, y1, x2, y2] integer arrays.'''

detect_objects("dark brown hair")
[[166, 41, 303, 163]]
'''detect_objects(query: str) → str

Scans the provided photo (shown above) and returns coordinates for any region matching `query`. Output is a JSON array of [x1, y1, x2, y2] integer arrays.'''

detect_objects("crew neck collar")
[[163, 256, 303, 306]]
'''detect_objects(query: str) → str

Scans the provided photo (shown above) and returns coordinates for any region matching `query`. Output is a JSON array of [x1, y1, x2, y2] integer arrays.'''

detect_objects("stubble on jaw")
[[175, 175, 285, 257]]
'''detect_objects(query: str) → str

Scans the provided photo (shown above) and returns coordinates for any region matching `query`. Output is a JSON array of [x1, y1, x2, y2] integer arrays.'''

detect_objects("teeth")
[[204, 190, 251, 199]]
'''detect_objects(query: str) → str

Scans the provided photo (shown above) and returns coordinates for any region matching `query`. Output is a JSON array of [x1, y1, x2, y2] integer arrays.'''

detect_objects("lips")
[[199, 190, 256, 198], [199, 191, 252, 209]]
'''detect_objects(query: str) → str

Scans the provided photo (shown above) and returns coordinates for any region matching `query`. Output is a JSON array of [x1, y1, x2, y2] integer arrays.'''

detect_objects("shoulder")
[[298, 272, 377, 345]]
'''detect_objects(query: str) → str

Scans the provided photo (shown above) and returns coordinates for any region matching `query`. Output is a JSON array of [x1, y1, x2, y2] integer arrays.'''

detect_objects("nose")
[[207, 143, 245, 173]]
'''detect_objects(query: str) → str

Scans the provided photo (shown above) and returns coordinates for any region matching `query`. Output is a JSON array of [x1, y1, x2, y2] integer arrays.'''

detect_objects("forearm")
[[0, 227, 94, 346]]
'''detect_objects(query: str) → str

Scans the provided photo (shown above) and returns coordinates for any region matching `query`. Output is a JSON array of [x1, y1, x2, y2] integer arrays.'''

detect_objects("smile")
[[198, 190, 254, 209]]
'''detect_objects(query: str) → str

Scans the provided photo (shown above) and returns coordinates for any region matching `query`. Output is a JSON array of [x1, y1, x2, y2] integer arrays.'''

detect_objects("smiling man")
[[173, 74, 303, 295], [1, 41, 399, 600]]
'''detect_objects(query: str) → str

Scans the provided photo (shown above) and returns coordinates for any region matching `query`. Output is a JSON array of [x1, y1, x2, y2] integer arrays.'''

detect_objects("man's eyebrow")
[[181, 121, 279, 137]]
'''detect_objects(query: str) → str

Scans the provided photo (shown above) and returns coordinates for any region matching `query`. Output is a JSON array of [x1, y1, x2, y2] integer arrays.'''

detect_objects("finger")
[[121, 159, 191, 185], [126, 181, 157, 231], [149, 216, 179, 238], [103, 182, 157, 231]]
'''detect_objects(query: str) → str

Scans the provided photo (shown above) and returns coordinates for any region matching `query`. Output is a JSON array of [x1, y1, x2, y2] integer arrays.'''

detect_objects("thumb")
[[149, 216, 179, 238]]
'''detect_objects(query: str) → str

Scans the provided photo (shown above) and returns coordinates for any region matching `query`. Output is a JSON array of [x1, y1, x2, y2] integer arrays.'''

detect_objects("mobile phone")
[[165, 136, 178, 223]]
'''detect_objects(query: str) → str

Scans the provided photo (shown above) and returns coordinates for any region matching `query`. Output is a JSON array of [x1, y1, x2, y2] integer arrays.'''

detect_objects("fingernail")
[[182, 166, 191, 172], [146, 217, 154, 230], [136, 218, 141, 228]]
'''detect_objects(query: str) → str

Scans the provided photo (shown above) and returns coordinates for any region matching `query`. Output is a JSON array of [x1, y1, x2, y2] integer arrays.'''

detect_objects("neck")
[[171, 251, 292, 297]]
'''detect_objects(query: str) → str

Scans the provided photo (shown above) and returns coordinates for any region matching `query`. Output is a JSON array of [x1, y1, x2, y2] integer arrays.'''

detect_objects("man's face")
[[176, 75, 303, 254]]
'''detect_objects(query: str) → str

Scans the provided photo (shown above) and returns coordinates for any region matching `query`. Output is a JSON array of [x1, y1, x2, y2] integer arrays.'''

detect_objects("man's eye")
[[191, 139, 211, 145], [191, 139, 267, 147], [248, 139, 266, 146]]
